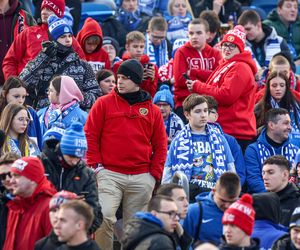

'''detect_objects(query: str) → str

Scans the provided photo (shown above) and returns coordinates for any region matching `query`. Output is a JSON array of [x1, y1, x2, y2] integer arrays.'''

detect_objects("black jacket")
[[0, 188, 11, 250], [277, 183, 300, 227], [272, 234, 294, 250], [219, 237, 260, 250], [34, 230, 63, 250], [122, 216, 177, 250], [39, 141, 102, 233], [56, 239, 100, 250]]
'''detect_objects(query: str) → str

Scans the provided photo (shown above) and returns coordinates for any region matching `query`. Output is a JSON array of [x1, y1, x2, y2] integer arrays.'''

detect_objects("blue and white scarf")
[[165, 112, 184, 141], [169, 124, 235, 181], [145, 33, 169, 67]]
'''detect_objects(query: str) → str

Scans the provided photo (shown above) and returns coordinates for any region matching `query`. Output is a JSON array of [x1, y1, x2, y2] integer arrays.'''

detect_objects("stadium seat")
[[250, 0, 277, 15], [241, 6, 267, 20]]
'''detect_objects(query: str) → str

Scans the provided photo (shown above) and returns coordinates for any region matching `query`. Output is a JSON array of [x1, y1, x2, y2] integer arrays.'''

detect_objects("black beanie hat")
[[103, 36, 120, 55], [117, 59, 144, 85]]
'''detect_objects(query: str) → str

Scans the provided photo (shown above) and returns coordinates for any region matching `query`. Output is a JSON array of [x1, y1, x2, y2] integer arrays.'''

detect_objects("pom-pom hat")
[[221, 25, 246, 53]]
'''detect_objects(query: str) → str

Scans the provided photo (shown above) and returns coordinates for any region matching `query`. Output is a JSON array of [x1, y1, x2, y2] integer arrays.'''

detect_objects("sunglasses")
[[0, 172, 12, 181]]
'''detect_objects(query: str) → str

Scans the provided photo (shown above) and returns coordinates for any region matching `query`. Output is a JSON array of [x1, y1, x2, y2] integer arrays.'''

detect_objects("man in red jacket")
[[173, 18, 222, 122], [187, 25, 257, 152], [3, 157, 57, 250], [2, 0, 85, 79], [85, 59, 167, 250]]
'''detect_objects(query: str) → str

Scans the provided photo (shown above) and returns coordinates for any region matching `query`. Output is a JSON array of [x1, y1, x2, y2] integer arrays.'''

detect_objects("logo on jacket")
[[139, 108, 148, 116], [37, 34, 41, 39], [227, 35, 235, 42]]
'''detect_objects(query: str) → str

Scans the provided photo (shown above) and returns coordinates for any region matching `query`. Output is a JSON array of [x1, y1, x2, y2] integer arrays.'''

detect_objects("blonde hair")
[[168, 0, 194, 18], [126, 31, 145, 45]]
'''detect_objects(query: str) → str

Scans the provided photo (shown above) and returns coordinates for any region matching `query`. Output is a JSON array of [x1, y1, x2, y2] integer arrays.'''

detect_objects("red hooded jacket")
[[3, 23, 85, 79], [113, 53, 158, 97], [76, 17, 110, 72], [3, 178, 56, 250], [173, 42, 222, 108], [193, 51, 258, 140]]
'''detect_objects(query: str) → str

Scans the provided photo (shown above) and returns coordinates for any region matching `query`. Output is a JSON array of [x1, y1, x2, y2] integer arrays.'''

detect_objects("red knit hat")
[[41, 0, 65, 18], [221, 25, 246, 53], [222, 194, 255, 235], [11, 157, 46, 184]]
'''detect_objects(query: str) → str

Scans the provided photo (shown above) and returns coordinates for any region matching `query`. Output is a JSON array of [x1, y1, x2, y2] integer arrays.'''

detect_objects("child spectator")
[[37, 75, 87, 136], [153, 85, 184, 145], [76, 17, 110, 73], [113, 31, 159, 97], [96, 70, 116, 95], [102, 36, 122, 69], [0, 77, 42, 150], [19, 15, 100, 110], [0, 103, 40, 157]]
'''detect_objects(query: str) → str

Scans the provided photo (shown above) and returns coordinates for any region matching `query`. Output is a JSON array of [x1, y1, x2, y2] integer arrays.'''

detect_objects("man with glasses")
[[187, 25, 257, 153], [122, 195, 187, 249], [183, 172, 241, 245]]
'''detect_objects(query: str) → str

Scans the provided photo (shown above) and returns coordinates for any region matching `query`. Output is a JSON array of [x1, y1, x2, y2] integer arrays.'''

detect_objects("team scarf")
[[3, 136, 29, 157], [165, 112, 184, 140], [169, 124, 235, 181], [145, 33, 168, 67]]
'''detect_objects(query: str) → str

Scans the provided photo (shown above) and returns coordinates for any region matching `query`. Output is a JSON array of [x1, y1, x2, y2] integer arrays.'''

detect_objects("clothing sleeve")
[[28, 107, 43, 150], [280, 38, 296, 71], [141, 64, 158, 98], [183, 203, 200, 240], [193, 64, 253, 106], [190, 68, 214, 82], [80, 62, 102, 110], [2, 28, 28, 79], [149, 108, 168, 182], [245, 144, 266, 193], [84, 98, 105, 166]]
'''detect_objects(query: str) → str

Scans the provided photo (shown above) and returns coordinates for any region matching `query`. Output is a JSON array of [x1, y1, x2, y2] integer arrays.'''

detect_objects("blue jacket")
[[183, 192, 223, 245], [245, 129, 299, 193], [27, 106, 42, 150], [252, 220, 288, 250]]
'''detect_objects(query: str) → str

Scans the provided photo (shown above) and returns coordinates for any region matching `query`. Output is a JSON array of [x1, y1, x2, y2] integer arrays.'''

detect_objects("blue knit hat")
[[48, 14, 73, 41], [42, 122, 65, 146], [63, 6, 74, 28], [60, 122, 87, 157], [153, 84, 174, 109]]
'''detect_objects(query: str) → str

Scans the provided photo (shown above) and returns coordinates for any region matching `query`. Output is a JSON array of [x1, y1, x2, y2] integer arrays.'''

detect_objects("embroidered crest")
[[37, 34, 41, 39], [227, 35, 234, 42], [139, 108, 148, 116]]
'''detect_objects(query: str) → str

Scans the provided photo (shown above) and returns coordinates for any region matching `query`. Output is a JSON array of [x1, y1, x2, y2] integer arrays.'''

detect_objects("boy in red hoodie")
[[76, 17, 110, 73], [173, 18, 222, 120], [113, 31, 158, 97]]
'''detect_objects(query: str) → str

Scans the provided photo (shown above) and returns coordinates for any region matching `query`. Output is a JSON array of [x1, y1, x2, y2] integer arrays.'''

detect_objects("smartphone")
[[183, 73, 190, 80], [144, 63, 153, 70]]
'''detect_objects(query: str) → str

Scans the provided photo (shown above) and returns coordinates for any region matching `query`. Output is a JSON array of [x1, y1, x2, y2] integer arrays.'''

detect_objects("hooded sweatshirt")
[[193, 51, 258, 140], [76, 17, 110, 73]]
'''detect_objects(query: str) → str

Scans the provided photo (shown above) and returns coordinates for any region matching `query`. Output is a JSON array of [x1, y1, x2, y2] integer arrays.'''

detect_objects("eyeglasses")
[[0, 172, 12, 181], [157, 210, 180, 219], [150, 34, 166, 41], [221, 43, 237, 51]]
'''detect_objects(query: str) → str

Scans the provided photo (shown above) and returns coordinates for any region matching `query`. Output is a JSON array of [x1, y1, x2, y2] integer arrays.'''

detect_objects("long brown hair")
[[0, 103, 30, 156]]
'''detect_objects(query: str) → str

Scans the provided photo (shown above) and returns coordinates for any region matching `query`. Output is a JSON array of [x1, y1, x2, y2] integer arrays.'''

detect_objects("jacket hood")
[[219, 237, 260, 250], [267, 9, 280, 22], [76, 17, 103, 53], [221, 51, 257, 75], [122, 212, 170, 249], [253, 192, 281, 224], [59, 76, 84, 105], [121, 52, 150, 65], [277, 182, 300, 202], [257, 128, 290, 150]]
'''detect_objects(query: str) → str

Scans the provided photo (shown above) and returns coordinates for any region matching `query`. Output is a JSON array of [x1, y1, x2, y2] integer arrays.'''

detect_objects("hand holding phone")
[[182, 73, 190, 80]]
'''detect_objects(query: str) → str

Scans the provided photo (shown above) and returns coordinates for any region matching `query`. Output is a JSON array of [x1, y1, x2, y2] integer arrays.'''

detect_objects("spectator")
[[76, 17, 110, 73], [188, 25, 257, 152], [102, 36, 122, 68], [220, 194, 259, 250], [145, 16, 171, 68], [54, 200, 100, 250], [0, 153, 19, 250], [272, 207, 300, 250], [153, 85, 185, 146], [96, 69, 116, 95], [183, 172, 241, 245], [245, 108, 299, 193], [37, 75, 87, 135], [0, 0, 35, 85], [84, 59, 167, 249], [263, 155, 300, 227], [0, 76, 43, 150], [263, 0, 300, 63], [3, 157, 57, 250], [39, 122, 102, 233], [193, 0, 242, 25], [252, 192, 288, 250], [0, 103, 40, 157], [113, 31, 159, 97], [19, 15, 100, 110], [255, 72, 300, 146], [167, 0, 193, 45], [173, 18, 221, 122], [238, 9, 293, 72], [163, 94, 235, 200], [200, 10, 221, 47], [35, 190, 78, 250], [2, 0, 85, 79], [122, 195, 183, 249], [290, 149, 300, 187], [205, 95, 246, 186]]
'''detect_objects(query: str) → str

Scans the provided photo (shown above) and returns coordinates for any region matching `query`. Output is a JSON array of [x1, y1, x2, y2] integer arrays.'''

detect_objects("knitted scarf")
[[170, 124, 235, 181], [145, 33, 168, 67]]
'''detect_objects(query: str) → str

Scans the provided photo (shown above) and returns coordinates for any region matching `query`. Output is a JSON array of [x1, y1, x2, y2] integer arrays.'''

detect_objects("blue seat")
[[241, 6, 267, 20], [251, 0, 277, 14]]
